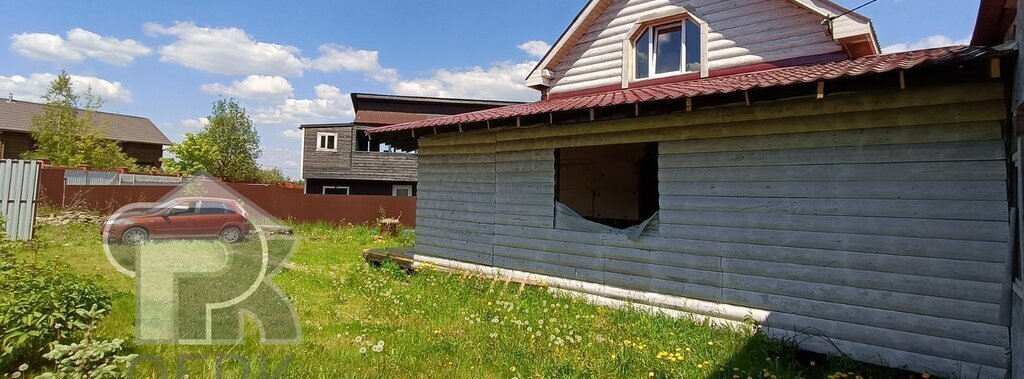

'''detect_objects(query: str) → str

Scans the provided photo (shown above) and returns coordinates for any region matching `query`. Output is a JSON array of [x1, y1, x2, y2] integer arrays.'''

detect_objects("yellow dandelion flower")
[[510, 367, 516, 372], [611, 354, 616, 359], [648, 372, 655, 378], [708, 341, 714, 346], [697, 364, 704, 369]]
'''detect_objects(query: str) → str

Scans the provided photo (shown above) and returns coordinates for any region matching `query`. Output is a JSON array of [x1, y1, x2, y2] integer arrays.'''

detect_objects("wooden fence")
[[37, 168, 416, 227]]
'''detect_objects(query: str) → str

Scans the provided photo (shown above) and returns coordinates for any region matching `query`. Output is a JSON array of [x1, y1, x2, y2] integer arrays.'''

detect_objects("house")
[[367, 0, 1021, 377], [0, 96, 171, 166], [299, 93, 519, 196]]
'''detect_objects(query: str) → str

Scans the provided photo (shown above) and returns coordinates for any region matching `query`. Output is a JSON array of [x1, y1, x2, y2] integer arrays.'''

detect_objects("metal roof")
[[369, 46, 1004, 135], [0, 100, 171, 145]]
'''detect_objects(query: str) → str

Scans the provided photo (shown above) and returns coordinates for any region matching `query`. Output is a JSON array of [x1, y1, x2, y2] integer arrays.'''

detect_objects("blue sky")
[[0, 0, 981, 179]]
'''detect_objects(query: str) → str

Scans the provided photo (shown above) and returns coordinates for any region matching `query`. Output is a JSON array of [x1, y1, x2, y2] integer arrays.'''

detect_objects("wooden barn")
[[368, 1, 1022, 377]]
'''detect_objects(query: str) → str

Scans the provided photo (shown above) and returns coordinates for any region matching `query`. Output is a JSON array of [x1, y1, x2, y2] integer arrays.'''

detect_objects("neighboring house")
[[368, 1, 1020, 377], [0, 96, 171, 166], [974, 1, 1022, 379], [299, 93, 519, 196]]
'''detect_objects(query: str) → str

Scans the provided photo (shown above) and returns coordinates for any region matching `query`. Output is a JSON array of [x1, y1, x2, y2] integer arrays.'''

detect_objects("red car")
[[103, 197, 250, 245]]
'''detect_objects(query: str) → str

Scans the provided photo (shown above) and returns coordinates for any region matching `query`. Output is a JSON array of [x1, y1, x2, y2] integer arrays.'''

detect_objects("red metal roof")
[[368, 46, 1002, 135]]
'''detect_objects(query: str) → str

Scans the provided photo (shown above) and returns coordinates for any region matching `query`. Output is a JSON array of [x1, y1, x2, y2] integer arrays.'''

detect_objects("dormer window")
[[634, 19, 701, 80]]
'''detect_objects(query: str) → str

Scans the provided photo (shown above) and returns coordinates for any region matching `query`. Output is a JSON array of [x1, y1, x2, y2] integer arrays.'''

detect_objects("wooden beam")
[[516, 116, 522, 127], [744, 91, 751, 106], [899, 71, 906, 90], [634, 103, 640, 116], [486, 120, 491, 130], [458, 123, 464, 133], [432, 127, 438, 135], [990, 57, 1002, 78], [549, 113, 554, 124], [816, 81, 826, 99], [685, 98, 693, 112], [589, 108, 596, 121], [411, 129, 416, 138]]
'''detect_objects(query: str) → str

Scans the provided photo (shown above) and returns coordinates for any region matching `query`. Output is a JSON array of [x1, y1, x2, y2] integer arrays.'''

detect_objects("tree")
[[255, 167, 288, 185], [163, 99, 262, 182], [23, 72, 137, 170], [162, 132, 220, 176]]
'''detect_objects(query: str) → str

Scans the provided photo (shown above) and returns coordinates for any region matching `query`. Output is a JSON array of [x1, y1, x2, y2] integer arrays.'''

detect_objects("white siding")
[[549, 0, 843, 95]]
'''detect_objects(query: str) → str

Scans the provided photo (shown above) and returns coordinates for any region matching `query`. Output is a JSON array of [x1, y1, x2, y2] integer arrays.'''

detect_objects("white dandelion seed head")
[[359, 347, 367, 354], [12, 373, 22, 379], [17, 364, 27, 372]]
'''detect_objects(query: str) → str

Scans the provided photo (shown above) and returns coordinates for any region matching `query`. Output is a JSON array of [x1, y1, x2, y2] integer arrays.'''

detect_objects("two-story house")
[[299, 93, 518, 196], [366, 0, 1021, 377]]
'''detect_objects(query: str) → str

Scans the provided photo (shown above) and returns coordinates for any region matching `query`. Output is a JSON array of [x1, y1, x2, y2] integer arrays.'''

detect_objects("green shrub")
[[37, 306, 136, 379], [0, 258, 112, 372]]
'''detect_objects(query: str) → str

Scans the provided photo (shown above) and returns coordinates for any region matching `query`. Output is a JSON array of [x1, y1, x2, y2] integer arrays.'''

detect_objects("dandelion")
[[510, 366, 516, 372], [12, 372, 22, 379], [708, 341, 714, 346], [489, 333, 498, 338], [17, 365, 27, 372], [810, 361, 816, 367], [492, 317, 500, 324], [359, 347, 367, 354], [354, 335, 364, 343], [648, 373, 655, 378]]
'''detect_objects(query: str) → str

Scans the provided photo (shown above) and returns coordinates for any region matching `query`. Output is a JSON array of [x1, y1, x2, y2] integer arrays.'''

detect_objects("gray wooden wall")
[[413, 82, 1012, 377]]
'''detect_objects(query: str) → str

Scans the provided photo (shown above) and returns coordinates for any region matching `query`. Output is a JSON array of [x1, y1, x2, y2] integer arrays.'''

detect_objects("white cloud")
[[517, 40, 551, 59], [251, 84, 354, 125], [306, 44, 398, 83], [391, 60, 539, 102], [179, 117, 209, 129], [281, 129, 302, 140], [882, 34, 971, 54], [0, 72, 133, 103], [143, 22, 305, 77], [201, 75, 293, 103], [258, 147, 300, 179], [9, 28, 151, 66]]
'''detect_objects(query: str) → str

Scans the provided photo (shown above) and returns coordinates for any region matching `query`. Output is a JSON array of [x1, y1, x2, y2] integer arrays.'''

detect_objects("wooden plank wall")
[[414, 81, 1011, 377], [416, 148, 497, 266]]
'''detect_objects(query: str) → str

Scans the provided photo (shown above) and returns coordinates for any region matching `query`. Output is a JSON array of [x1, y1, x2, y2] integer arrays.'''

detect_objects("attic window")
[[556, 143, 659, 229], [634, 19, 701, 80]]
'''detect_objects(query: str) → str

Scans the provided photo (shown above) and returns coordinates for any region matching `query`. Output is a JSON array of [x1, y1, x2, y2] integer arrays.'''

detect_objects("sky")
[[0, 0, 982, 179]]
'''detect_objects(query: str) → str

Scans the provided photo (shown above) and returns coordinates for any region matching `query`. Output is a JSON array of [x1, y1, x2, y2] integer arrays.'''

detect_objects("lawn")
[[10, 217, 911, 379]]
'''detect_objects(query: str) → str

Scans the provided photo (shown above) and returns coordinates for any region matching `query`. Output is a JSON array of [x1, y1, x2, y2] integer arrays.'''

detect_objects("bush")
[[37, 306, 136, 379], [0, 257, 112, 372]]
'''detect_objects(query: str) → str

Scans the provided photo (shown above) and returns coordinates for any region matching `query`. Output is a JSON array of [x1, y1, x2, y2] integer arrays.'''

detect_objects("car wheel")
[[219, 226, 242, 244], [122, 227, 149, 246]]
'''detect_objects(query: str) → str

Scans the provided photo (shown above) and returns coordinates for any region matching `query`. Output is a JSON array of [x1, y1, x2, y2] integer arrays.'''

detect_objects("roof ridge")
[[2, 98, 153, 121]]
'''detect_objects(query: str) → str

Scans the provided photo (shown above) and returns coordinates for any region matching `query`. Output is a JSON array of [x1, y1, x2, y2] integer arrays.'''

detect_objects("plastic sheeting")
[[554, 201, 658, 241]]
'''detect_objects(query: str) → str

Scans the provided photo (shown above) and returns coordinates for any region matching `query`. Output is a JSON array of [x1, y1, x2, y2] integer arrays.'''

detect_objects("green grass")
[[13, 218, 915, 379]]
